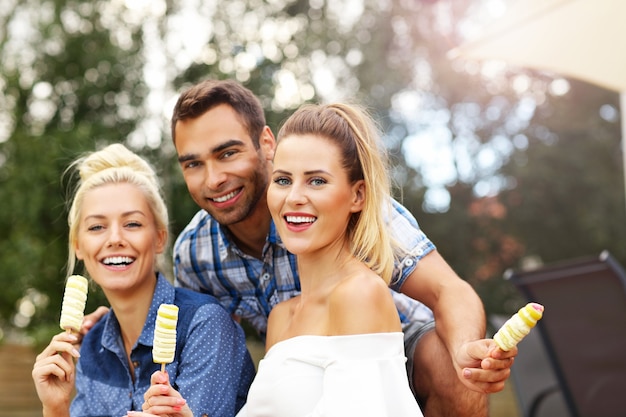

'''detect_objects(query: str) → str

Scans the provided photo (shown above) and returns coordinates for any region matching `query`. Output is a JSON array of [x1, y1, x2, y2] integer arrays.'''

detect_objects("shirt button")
[[132, 361, 140, 367], [416, 248, 424, 256], [404, 258, 414, 267], [261, 273, 270, 281]]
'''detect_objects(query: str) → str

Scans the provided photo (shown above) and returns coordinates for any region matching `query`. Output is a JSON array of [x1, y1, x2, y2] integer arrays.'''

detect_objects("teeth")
[[286, 216, 316, 224], [212, 190, 238, 203], [103, 256, 134, 265]]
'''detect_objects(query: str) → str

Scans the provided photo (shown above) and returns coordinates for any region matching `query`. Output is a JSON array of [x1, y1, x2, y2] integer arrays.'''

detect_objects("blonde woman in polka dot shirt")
[[32, 144, 255, 417]]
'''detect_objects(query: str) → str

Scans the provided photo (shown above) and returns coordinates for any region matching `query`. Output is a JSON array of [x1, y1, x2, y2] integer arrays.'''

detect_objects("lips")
[[101, 256, 135, 266], [285, 215, 317, 225], [210, 188, 241, 203]]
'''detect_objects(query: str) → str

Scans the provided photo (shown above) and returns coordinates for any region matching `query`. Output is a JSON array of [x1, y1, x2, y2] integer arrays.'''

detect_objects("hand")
[[32, 331, 81, 413], [140, 370, 192, 417], [78, 306, 110, 344], [454, 339, 516, 394]]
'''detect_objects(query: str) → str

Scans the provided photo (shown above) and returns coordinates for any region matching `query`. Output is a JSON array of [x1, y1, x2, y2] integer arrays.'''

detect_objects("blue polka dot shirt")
[[71, 273, 255, 417]]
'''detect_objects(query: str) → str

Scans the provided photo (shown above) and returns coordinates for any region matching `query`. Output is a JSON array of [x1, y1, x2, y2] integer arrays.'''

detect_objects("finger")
[[144, 400, 188, 415], [149, 370, 169, 386], [481, 355, 515, 371], [143, 395, 187, 413], [489, 344, 518, 359], [143, 382, 170, 403], [40, 341, 79, 380], [464, 366, 511, 384], [36, 334, 79, 360], [33, 357, 73, 382], [459, 339, 493, 367], [80, 306, 110, 335], [124, 412, 159, 417], [474, 379, 507, 394], [50, 348, 76, 370]]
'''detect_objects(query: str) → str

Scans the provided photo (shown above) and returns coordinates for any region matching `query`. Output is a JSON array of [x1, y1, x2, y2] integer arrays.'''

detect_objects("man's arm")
[[400, 249, 515, 393], [400, 250, 485, 358]]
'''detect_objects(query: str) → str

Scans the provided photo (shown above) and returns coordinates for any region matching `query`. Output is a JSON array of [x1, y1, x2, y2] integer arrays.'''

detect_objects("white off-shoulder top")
[[236, 332, 424, 417]]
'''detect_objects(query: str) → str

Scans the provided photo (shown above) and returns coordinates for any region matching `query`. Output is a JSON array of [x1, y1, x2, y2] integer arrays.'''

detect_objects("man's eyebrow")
[[214, 139, 245, 153], [178, 153, 198, 163], [177, 139, 246, 164]]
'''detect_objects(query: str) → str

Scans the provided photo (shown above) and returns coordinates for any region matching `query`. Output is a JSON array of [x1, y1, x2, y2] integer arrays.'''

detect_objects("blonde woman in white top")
[[237, 103, 424, 417]]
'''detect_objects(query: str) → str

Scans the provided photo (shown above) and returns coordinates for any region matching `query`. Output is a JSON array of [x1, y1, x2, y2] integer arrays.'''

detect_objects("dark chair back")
[[505, 251, 626, 417]]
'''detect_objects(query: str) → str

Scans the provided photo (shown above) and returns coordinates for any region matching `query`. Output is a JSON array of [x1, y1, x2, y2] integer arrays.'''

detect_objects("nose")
[[203, 162, 227, 190], [106, 225, 126, 247], [286, 182, 307, 205]]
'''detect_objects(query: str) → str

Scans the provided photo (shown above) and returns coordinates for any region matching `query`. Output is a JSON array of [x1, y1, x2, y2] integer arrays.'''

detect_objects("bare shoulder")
[[328, 269, 401, 335], [266, 297, 297, 349]]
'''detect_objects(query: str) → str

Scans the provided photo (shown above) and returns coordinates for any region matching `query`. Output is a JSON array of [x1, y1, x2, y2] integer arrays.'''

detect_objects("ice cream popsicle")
[[153, 304, 179, 370], [493, 302, 544, 351], [59, 274, 89, 334]]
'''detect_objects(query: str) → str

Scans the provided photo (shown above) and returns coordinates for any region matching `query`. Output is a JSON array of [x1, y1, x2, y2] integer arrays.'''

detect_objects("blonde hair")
[[277, 103, 395, 283], [65, 143, 169, 276]]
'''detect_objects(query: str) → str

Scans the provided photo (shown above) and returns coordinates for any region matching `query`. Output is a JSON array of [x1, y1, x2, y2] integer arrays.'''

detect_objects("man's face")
[[174, 104, 274, 226]]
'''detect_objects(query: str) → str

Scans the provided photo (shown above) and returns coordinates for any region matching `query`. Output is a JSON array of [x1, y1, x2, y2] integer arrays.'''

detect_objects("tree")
[[0, 0, 147, 340], [2, 0, 624, 339], [500, 80, 626, 265]]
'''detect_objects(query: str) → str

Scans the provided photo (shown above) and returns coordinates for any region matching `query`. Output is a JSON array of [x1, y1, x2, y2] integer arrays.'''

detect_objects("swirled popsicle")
[[59, 274, 89, 334], [153, 304, 179, 370], [493, 302, 544, 351]]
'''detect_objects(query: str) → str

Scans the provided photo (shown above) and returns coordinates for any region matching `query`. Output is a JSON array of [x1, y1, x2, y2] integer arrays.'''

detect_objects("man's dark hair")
[[171, 79, 266, 148]]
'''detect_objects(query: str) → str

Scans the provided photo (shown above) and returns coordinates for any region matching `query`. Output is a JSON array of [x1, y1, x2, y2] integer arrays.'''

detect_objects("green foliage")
[[0, 0, 145, 337], [500, 81, 626, 265], [1, 0, 625, 338]]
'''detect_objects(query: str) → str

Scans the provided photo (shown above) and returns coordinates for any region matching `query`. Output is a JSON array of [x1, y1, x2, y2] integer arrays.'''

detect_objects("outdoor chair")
[[503, 250, 626, 417]]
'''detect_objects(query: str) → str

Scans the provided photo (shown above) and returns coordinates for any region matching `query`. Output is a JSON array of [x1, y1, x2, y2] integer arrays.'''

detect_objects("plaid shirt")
[[174, 199, 435, 338]]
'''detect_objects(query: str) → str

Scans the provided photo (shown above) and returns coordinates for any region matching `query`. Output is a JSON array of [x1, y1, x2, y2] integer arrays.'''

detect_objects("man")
[[167, 79, 515, 416]]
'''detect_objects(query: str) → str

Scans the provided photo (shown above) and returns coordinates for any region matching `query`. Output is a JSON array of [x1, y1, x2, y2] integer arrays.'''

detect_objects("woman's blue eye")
[[274, 177, 290, 186]]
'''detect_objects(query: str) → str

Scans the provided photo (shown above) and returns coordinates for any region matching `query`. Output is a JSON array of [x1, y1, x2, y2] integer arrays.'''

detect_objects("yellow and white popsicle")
[[493, 302, 544, 351], [59, 275, 89, 334], [153, 304, 179, 369]]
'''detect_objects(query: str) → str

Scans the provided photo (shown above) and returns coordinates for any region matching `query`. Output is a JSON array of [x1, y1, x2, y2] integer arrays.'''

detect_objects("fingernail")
[[463, 369, 471, 378], [72, 348, 81, 357]]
